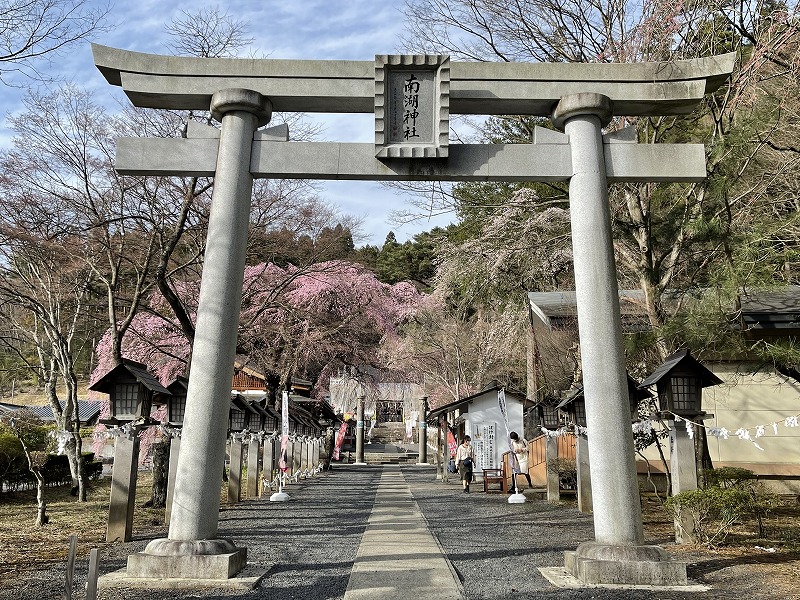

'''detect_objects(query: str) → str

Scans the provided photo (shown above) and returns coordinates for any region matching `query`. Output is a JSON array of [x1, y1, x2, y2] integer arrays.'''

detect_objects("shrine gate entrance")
[[92, 44, 734, 587]]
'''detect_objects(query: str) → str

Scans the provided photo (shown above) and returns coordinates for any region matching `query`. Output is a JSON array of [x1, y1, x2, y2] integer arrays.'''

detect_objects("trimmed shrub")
[[0, 451, 102, 496], [665, 467, 780, 545], [701, 466, 756, 488], [547, 458, 577, 490]]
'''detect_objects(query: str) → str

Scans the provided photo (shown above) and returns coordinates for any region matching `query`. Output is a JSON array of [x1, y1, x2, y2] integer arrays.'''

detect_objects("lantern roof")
[[639, 349, 723, 389], [249, 399, 270, 418], [259, 401, 282, 422], [291, 396, 338, 424], [556, 388, 583, 411], [288, 400, 319, 430], [166, 376, 189, 394], [151, 376, 188, 407], [557, 375, 652, 409], [88, 358, 171, 395], [230, 393, 261, 415]]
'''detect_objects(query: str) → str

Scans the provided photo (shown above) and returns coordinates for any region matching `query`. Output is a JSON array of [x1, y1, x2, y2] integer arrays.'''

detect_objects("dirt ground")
[[638, 492, 800, 599], [1, 476, 799, 597]]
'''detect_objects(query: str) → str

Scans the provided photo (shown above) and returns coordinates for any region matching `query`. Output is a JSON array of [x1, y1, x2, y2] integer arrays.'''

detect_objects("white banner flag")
[[279, 390, 290, 472], [498, 389, 520, 474]]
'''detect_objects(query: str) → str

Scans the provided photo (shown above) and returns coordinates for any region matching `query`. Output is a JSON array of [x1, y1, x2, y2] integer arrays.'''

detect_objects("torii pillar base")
[[564, 543, 687, 586], [126, 539, 247, 580]]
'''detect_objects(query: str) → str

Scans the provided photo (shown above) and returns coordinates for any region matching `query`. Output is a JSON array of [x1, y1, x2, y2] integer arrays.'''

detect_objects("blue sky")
[[0, 0, 454, 246]]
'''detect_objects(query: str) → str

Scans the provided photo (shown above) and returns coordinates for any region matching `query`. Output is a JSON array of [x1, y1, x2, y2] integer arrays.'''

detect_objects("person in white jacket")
[[455, 436, 475, 493], [509, 431, 532, 493]]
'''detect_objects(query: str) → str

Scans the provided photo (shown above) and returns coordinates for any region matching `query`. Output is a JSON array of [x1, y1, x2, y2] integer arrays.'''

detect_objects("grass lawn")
[[0, 473, 166, 584]]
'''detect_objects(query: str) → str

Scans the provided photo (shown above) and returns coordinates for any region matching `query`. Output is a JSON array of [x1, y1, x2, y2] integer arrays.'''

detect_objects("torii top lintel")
[[92, 44, 735, 117]]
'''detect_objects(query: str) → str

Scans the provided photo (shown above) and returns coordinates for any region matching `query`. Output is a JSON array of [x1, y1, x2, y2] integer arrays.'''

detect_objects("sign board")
[[472, 422, 497, 470], [375, 54, 450, 158]]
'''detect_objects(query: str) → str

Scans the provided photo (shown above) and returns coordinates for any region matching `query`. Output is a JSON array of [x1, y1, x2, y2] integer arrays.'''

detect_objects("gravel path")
[[0, 464, 784, 600]]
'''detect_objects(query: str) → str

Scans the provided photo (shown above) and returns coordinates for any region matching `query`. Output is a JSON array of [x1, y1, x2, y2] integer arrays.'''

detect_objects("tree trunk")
[[267, 372, 281, 411], [696, 425, 713, 484], [150, 438, 171, 508], [34, 470, 48, 526], [74, 430, 86, 502], [43, 362, 84, 500], [57, 360, 87, 501], [18, 437, 48, 526], [65, 436, 80, 495]]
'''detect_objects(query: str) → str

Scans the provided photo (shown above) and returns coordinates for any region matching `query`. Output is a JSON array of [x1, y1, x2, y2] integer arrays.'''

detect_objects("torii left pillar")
[[126, 88, 271, 580]]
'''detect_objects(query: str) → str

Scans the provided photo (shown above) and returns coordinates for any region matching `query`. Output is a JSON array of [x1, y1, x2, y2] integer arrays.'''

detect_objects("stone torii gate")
[[92, 44, 734, 587]]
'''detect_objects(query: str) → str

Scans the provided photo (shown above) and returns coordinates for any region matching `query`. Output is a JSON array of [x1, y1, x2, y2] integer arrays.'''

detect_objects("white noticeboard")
[[472, 423, 497, 471]]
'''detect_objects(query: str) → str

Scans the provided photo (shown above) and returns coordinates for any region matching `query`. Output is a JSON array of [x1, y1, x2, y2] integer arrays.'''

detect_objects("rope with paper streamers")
[[669, 412, 800, 452], [540, 410, 800, 452], [93, 422, 137, 440]]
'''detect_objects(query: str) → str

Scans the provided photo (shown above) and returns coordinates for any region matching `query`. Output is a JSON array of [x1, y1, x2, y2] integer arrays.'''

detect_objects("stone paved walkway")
[[11, 463, 781, 600], [343, 468, 463, 599]]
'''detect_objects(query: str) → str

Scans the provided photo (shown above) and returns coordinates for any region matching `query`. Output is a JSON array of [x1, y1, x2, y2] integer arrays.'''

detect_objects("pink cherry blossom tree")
[[90, 259, 424, 449], [238, 260, 424, 405]]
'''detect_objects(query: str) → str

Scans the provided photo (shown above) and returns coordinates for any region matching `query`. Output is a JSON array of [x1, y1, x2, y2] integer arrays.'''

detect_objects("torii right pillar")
[[553, 93, 688, 586]]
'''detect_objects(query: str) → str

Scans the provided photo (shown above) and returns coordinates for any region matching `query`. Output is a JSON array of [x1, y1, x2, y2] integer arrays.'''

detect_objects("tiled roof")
[[530, 287, 800, 333], [4, 400, 101, 422], [528, 290, 653, 331], [428, 385, 528, 419], [740, 286, 800, 331]]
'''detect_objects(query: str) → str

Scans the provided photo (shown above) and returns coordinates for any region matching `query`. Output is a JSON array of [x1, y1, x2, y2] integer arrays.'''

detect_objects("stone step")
[[363, 453, 424, 465]]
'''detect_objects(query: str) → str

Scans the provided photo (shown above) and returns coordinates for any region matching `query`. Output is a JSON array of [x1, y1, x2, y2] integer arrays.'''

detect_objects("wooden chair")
[[483, 468, 505, 493]]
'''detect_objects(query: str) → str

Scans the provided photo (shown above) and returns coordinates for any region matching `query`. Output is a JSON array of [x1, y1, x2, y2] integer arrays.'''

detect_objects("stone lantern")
[[640, 349, 722, 542], [162, 376, 188, 524], [91, 359, 167, 426], [265, 407, 279, 432], [556, 376, 652, 515], [257, 401, 279, 486], [557, 390, 589, 512], [640, 349, 721, 419], [88, 359, 170, 542], [533, 398, 562, 502], [229, 394, 249, 432], [227, 394, 256, 504], [248, 400, 269, 432], [561, 376, 651, 426], [354, 394, 366, 465], [417, 396, 429, 465], [557, 391, 587, 428], [163, 376, 188, 426], [243, 399, 272, 499]]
